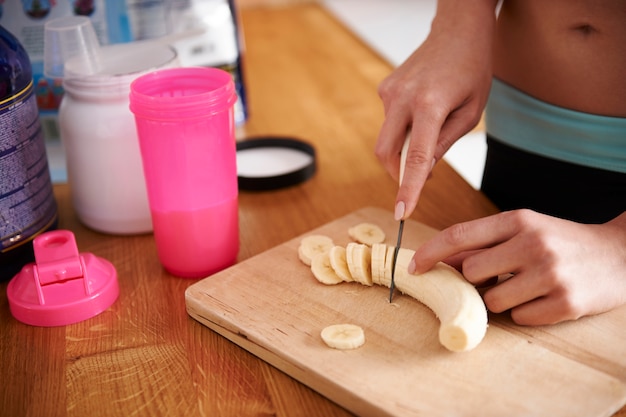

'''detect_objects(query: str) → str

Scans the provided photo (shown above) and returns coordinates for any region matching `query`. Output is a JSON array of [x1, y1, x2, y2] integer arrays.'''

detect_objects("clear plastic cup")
[[43, 15, 101, 79], [129, 67, 239, 278]]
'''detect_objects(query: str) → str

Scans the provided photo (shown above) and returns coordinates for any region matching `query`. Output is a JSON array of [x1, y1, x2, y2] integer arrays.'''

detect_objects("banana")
[[328, 246, 354, 282], [348, 222, 386, 246], [392, 247, 488, 352], [311, 252, 344, 285], [320, 323, 365, 350], [299, 225, 488, 352], [298, 234, 334, 266], [346, 242, 373, 286]]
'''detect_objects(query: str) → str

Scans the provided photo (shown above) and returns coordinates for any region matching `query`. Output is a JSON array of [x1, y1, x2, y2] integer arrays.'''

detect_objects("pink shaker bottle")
[[129, 67, 239, 278]]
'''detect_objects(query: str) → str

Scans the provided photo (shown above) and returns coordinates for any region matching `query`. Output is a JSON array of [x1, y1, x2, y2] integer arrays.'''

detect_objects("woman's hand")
[[410, 210, 626, 325], [375, 0, 498, 220]]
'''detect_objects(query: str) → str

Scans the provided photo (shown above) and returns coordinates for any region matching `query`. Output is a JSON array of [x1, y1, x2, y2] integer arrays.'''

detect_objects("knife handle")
[[399, 135, 410, 186]]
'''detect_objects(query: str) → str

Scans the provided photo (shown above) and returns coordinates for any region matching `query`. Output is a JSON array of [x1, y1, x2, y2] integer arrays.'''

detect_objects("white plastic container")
[[59, 41, 178, 234]]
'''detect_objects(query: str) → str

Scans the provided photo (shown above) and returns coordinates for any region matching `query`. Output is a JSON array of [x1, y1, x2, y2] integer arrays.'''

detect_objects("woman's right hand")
[[375, 0, 498, 220]]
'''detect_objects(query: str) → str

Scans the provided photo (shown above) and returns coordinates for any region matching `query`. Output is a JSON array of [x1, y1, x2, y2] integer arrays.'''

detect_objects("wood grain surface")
[[187, 207, 626, 417], [1, 3, 624, 417]]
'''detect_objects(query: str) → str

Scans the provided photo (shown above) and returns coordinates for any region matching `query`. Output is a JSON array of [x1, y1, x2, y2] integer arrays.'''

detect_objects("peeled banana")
[[298, 230, 488, 352], [390, 248, 488, 352]]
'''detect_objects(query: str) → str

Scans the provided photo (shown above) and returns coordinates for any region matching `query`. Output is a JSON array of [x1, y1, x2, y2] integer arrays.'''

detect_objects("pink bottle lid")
[[7, 230, 119, 326]]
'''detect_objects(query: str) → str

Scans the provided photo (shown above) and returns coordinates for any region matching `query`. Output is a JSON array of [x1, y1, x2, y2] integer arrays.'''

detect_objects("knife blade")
[[389, 135, 410, 302]]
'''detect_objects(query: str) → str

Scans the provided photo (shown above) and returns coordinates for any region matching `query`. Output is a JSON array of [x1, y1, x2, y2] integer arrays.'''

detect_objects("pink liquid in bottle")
[[130, 67, 239, 278], [151, 197, 239, 278]]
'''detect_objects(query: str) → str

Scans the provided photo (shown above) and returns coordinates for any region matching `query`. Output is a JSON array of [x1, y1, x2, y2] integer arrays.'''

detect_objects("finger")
[[396, 113, 442, 219], [482, 270, 549, 314], [509, 294, 583, 326], [442, 249, 501, 288], [433, 104, 482, 161], [460, 235, 526, 284], [436, 250, 499, 288], [412, 212, 520, 274], [440, 249, 483, 271], [375, 107, 411, 182]]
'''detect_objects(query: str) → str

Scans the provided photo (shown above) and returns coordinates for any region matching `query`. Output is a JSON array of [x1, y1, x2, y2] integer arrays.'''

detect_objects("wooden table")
[[1, 3, 623, 416]]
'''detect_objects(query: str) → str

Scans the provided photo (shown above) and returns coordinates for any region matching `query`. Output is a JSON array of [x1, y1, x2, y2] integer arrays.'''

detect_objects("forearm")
[[430, 0, 499, 44]]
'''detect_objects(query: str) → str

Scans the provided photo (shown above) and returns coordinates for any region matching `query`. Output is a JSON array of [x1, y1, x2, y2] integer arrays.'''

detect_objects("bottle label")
[[0, 81, 57, 251]]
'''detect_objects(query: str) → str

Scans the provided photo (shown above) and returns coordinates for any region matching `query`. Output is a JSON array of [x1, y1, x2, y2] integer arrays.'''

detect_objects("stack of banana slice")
[[298, 223, 488, 353]]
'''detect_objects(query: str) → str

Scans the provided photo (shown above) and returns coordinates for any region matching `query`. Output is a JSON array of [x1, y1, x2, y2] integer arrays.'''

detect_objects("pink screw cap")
[[7, 230, 118, 326]]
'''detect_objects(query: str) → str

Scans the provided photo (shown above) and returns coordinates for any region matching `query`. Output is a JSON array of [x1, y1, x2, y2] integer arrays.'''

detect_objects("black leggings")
[[480, 136, 626, 224]]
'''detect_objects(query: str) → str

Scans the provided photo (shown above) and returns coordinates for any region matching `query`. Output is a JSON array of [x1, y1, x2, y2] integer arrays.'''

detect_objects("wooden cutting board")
[[185, 207, 626, 417]]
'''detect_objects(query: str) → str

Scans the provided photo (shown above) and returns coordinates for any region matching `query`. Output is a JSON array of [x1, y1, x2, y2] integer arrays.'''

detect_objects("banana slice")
[[346, 243, 372, 286], [311, 252, 344, 285], [370, 243, 387, 285], [381, 245, 414, 288], [328, 246, 353, 282], [381, 245, 396, 287], [298, 235, 334, 266], [392, 248, 488, 352], [348, 223, 386, 246], [320, 324, 365, 350]]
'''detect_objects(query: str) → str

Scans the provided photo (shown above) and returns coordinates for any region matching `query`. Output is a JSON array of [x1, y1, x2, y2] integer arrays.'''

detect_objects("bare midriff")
[[493, 0, 626, 117]]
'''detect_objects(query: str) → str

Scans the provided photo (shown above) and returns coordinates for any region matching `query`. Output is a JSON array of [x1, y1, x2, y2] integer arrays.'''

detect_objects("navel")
[[570, 23, 599, 36]]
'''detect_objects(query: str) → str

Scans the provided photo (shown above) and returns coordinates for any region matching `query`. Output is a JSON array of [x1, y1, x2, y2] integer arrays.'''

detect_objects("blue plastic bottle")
[[0, 25, 58, 280]]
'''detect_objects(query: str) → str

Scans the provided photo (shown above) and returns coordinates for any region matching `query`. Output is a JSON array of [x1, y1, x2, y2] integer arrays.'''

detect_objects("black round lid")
[[236, 137, 317, 191]]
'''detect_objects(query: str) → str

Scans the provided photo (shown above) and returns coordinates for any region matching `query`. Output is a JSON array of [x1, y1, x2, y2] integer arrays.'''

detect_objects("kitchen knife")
[[389, 136, 410, 302]]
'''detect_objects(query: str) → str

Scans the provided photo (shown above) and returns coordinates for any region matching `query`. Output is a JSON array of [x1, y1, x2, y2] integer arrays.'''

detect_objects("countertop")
[[1, 3, 623, 416]]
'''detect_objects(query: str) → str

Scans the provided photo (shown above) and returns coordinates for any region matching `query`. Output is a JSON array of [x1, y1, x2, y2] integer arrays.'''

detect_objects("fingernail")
[[408, 259, 416, 274], [394, 201, 405, 221]]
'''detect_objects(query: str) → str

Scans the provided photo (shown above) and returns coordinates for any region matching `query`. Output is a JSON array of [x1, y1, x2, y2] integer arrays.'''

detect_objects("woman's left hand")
[[410, 209, 626, 325]]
